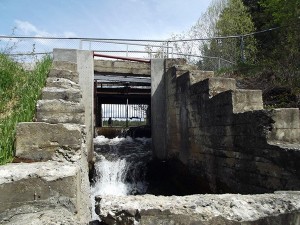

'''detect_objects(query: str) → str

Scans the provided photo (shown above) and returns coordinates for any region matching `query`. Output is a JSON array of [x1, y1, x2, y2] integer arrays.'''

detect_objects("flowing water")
[[90, 135, 152, 219]]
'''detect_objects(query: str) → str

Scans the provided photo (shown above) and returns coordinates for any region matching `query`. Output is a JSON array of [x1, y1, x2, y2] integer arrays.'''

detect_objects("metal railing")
[[101, 104, 148, 127], [1, 32, 271, 70]]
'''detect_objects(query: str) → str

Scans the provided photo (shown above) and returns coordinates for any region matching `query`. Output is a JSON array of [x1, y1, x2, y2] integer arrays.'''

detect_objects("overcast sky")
[[1, 0, 212, 40]]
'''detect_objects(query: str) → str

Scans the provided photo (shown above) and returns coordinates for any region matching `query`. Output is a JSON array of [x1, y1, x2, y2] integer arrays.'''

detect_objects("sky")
[[1, 0, 212, 40]]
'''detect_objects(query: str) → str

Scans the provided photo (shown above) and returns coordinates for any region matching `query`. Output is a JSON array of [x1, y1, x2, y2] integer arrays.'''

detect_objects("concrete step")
[[42, 86, 82, 102], [191, 77, 236, 97], [48, 68, 79, 83], [46, 77, 80, 90], [36, 99, 85, 124], [165, 58, 189, 69], [232, 89, 263, 113], [0, 161, 79, 217], [268, 108, 300, 143], [52, 60, 77, 72], [189, 70, 214, 84], [15, 122, 82, 161]]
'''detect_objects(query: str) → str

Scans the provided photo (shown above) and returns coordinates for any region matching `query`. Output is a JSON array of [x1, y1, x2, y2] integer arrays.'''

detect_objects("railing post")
[[240, 36, 245, 63], [126, 98, 129, 127], [79, 40, 83, 50]]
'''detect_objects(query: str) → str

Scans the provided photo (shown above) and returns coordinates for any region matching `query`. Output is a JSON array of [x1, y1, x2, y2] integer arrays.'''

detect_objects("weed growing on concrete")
[[0, 53, 52, 164]]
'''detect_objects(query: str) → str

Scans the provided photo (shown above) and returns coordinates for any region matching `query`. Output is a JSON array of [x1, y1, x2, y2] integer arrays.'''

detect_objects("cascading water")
[[90, 135, 152, 220]]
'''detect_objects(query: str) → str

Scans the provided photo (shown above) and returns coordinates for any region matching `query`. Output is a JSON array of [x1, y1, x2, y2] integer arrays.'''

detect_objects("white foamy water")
[[92, 156, 129, 196], [90, 135, 152, 220]]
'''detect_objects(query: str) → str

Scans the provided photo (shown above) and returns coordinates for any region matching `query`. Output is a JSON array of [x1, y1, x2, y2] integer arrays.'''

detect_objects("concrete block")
[[0, 161, 79, 213], [165, 58, 187, 68], [189, 70, 214, 84], [191, 77, 236, 97], [52, 60, 77, 72], [42, 87, 82, 102], [36, 112, 85, 124], [271, 108, 300, 129], [232, 89, 263, 113], [36, 99, 85, 124], [15, 122, 82, 161], [46, 77, 80, 89], [269, 128, 300, 143], [48, 68, 79, 83]]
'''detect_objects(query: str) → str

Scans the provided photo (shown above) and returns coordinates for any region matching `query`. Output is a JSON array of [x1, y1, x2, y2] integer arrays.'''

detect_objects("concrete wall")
[[151, 59, 300, 194]]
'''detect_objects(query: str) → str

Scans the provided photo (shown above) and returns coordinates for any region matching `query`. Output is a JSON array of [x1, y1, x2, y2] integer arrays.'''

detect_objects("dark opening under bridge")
[[93, 57, 151, 127]]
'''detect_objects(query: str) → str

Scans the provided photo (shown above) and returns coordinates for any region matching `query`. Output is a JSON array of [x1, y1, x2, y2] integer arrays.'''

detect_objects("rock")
[[95, 193, 300, 225]]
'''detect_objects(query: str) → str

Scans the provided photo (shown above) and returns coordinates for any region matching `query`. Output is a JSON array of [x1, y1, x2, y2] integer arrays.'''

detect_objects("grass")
[[0, 54, 52, 165]]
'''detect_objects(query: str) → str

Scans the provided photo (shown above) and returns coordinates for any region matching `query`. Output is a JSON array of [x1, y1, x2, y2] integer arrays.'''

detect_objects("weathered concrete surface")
[[94, 59, 150, 76], [53, 48, 95, 163], [95, 192, 300, 225], [15, 122, 82, 161], [77, 50, 95, 163], [151, 59, 167, 159], [36, 99, 85, 124], [0, 161, 79, 216], [1, 207, 81, 225], [42, 86, 82, 102], [46, 77, 80, 89], [49, 68, 79, 83], [268, 108, 300, 143], [151, 59, 300, 194]]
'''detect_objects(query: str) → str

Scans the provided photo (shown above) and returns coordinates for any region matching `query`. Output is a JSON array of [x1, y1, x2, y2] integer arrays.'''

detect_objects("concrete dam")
[[0, 48, 300, 225]]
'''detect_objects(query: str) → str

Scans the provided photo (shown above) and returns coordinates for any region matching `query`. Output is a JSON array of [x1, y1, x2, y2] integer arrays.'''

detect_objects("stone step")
[[191, 77, 236, 97], [15, 122, 82, 161], [36, 99, 84, 124], [268, 108, 300, 143], [165, 58, 189, 69], [189, 70, 214, 85], [52, 60, 77, 72], [0, 161, 79, 217], [42, 86, 82, 102], [46, 77, 80, 90], [232, 89, 263, 113], [48, 68, 79, 83]]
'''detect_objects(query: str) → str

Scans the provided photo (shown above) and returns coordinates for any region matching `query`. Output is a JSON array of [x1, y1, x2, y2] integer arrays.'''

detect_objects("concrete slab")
[[0, 161, 79, 213], [15, 122, 82, 161]]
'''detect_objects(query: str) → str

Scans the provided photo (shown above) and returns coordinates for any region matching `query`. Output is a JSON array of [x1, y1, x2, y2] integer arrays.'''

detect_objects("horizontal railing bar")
[[93, 52, 150, 63]]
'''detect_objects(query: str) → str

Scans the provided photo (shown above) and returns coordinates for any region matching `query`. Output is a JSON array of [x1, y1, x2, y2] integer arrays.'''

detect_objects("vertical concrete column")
[[77, 50, 94, 162], [151, 59, 167, 159]]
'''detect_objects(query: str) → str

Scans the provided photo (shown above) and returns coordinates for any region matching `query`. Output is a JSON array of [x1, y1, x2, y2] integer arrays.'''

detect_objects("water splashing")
[[90, 135, 152, 219]]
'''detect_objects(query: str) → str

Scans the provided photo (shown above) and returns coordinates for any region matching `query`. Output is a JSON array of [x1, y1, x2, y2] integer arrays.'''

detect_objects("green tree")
[[215, 0, 257, 63], [259, 0, 300, 81]]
